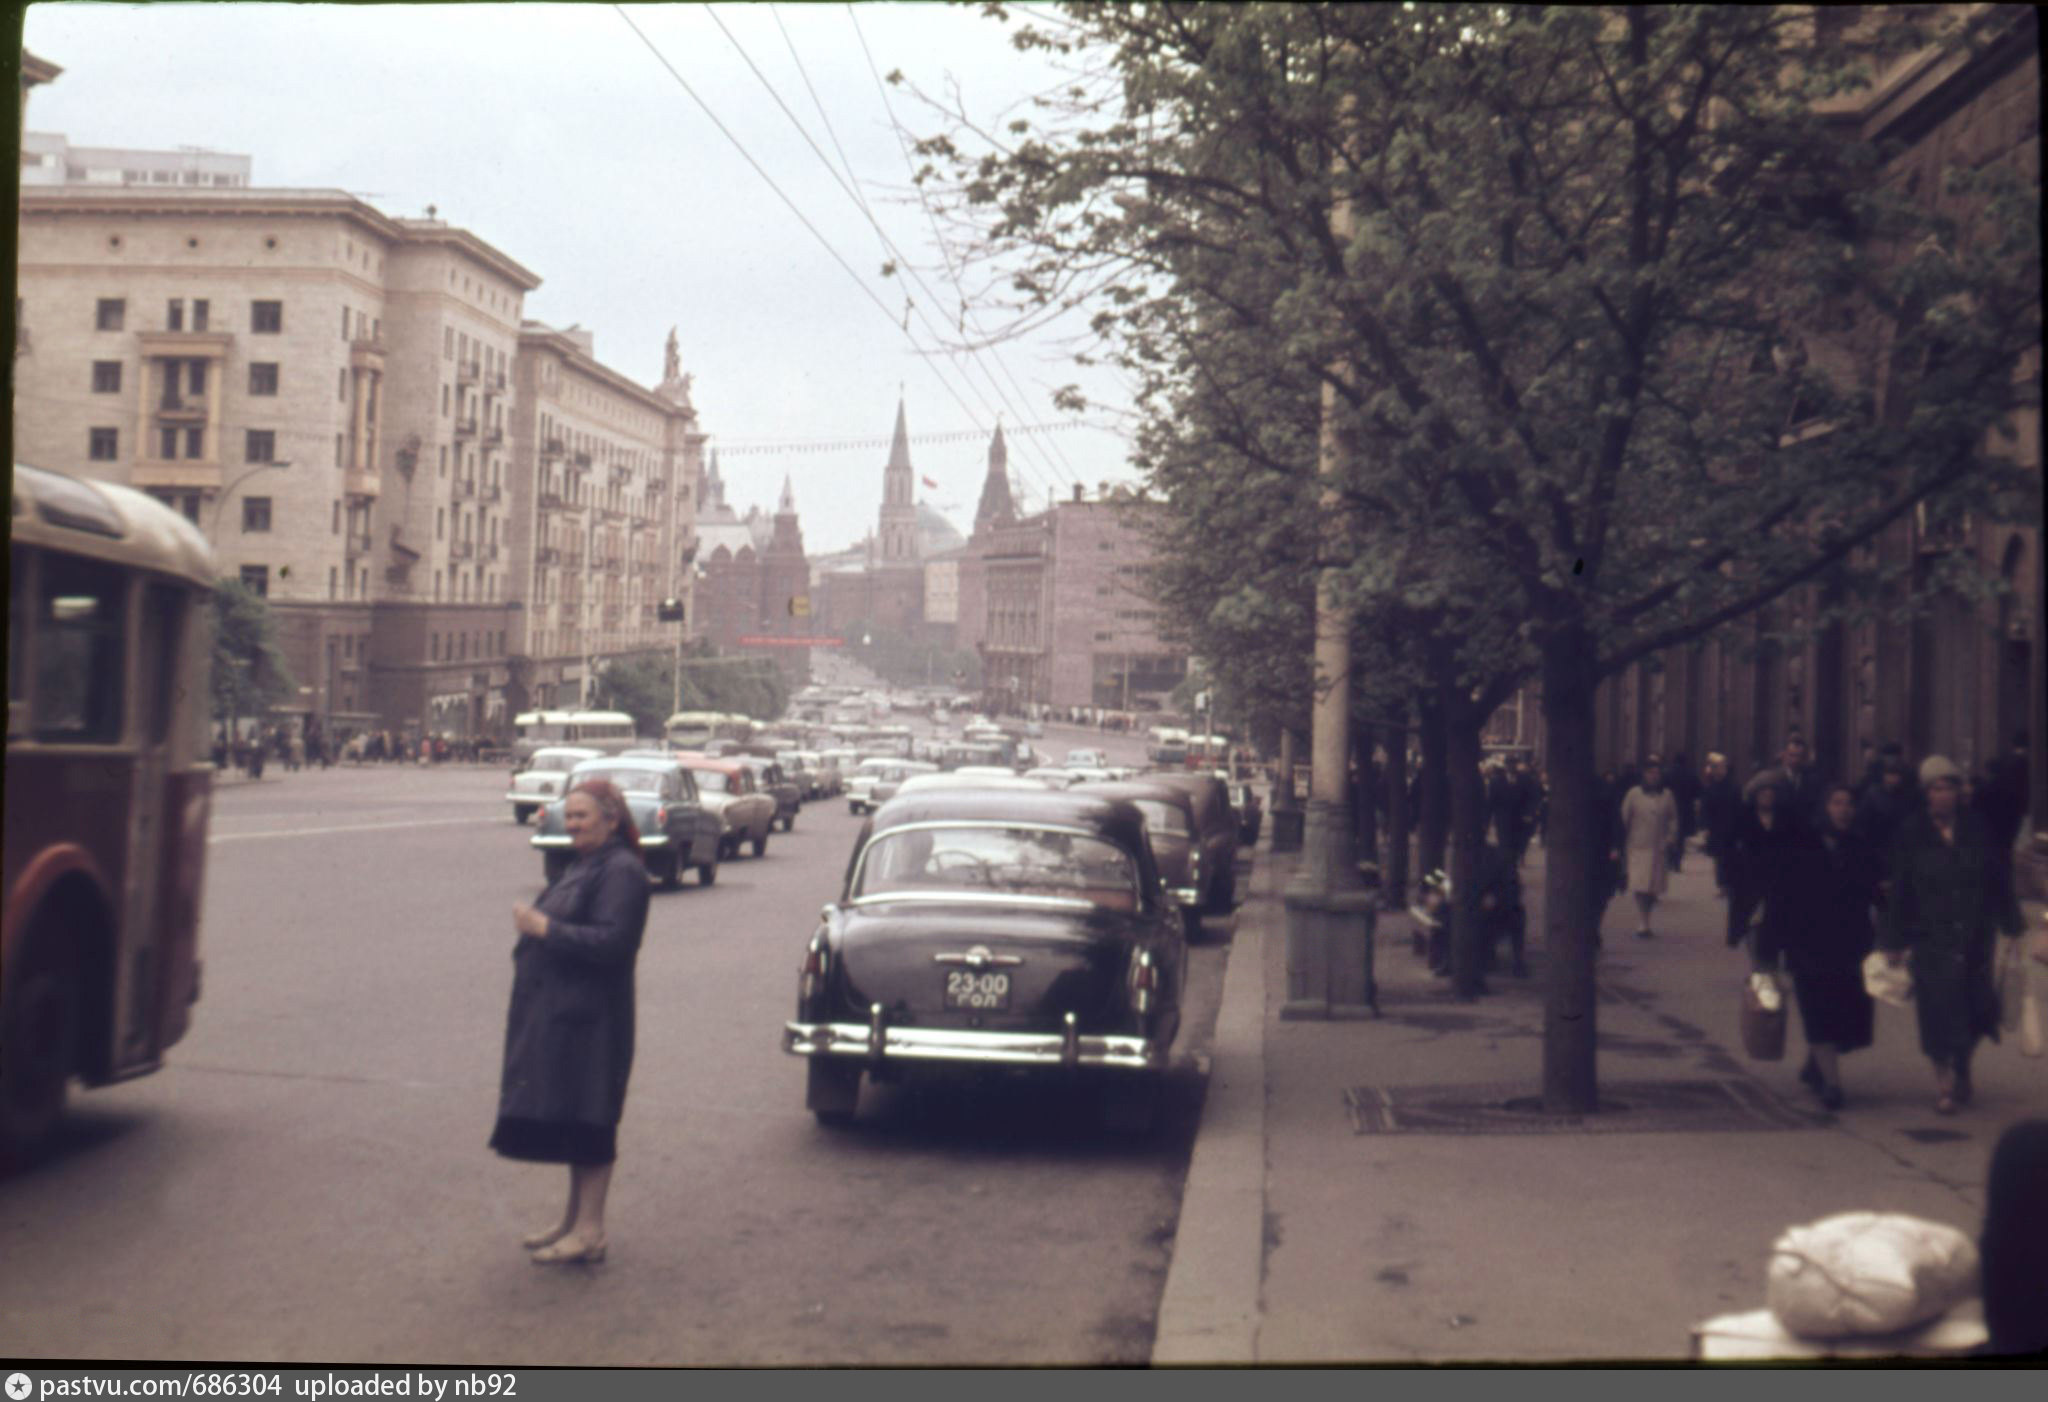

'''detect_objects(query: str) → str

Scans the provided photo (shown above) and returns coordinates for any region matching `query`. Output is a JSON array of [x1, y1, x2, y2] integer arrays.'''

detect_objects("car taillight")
[[654, 805, 668, 827]]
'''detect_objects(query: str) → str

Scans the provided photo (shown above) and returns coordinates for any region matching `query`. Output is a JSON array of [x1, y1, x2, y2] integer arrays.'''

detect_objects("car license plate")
[[943, 970, 1011, 1011]]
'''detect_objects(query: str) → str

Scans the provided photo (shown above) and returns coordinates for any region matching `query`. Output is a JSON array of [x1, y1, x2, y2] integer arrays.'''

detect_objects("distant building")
[[815, 399, 941, 638], [21, 131, 252, 189], [692, 453, 814, 685], [19, 49, 61, 130]]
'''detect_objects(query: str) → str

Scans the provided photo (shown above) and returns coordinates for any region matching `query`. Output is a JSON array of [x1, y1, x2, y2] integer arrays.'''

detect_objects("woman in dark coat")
[[491, 778, 650, 1263], [1725, 771, 1802, 954], [1776, 784, 1881, 1109], [1878, 756, 2022, 1115]]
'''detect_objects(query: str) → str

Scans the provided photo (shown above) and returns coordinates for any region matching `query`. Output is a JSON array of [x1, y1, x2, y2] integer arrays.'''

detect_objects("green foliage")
[[592, 649, 792, 734], [843, 618, 982, 692], [210, 578, 294, 722]]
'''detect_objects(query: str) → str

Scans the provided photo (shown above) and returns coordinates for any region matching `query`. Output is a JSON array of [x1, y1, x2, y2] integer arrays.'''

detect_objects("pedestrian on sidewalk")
[[1771, 734, 1827, 831], [1699, 752, 1741, 895], [1779, 784, 1881, 1111], [1616, 756, 1680, 939], [1727, 771, 1800, 952], [1476, 839, 1528, 979], [491, 778, 650, 1265], [1878, 756, 2024, 1116], [1855, 751, 1918, 856], [1667, 751, 1701, 874]]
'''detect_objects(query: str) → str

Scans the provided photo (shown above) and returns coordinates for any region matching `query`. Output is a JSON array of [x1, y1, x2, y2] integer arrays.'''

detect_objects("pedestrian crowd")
[[213, 723, 509, 774], [1590, 731, 2032, 1116]]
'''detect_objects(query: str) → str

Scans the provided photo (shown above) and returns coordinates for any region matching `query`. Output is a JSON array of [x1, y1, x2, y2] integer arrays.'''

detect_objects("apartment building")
[[511, 323, 702, 709], [22, 131, 252, 189], [14, 184, 542, 738]]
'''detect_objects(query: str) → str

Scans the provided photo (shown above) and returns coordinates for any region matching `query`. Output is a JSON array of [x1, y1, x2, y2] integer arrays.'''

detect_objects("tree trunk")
[[1384, 712, 1411, 903], [1446, 687, 1489, 1001], [1541, 621, 1601, 1113], [1417, 693, 1449, 878]]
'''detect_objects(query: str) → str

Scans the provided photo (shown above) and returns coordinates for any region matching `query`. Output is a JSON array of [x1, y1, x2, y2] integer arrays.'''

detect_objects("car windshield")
[[854, 825, 1141, 911], [692, 770, 731, 793], [529, 752, 584, 773], [1132, 799, 1191, 837], [573, 767, 665, 795]]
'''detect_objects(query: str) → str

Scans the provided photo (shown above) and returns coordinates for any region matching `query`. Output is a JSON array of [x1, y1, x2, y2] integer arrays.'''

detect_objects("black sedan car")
[[783, 788, 1188, 1132], [530, 756, 724, 889]]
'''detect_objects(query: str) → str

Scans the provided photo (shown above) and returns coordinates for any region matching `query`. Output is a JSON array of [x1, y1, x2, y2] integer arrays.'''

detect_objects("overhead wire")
[[701, 4, 1075, 498], [845, 4, 1099, 491], [609, 3, 1016, 489]]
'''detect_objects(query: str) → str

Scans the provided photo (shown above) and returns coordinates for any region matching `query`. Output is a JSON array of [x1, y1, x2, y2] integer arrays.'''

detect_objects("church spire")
[[778, 473, 796, 515], [974, 422, 1017, 532], [879, 396, 919, 562]]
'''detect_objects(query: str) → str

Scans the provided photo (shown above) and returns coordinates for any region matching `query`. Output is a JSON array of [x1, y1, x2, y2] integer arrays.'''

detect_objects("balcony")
[[573, 451, 592, 469], [647, 475, 667, 493], [486, 369, 508, 395], [482, 542, 500, 563], [537, 545, 560, 565], [350, 337, 387, 371], [450, 539, 474, 561], [155, 398, 208, 424], [454, 417, 478, 439], [610, 463, 631, 484], [539, 490, 568, 512], [451, 477, 477, 501], [485, 426, 504, 448], [562, 552, 585, 570], [344, 530, 372, 558], [457, 360, 480, 386], [343, 467, 381, 500], [481, 482, 502, 504], [542, 437, 565, 459], [600, 554, 624, 573]]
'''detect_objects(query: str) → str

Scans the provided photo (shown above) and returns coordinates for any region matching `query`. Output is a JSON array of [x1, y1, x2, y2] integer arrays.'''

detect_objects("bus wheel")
[[1, 926, 79, 1167]]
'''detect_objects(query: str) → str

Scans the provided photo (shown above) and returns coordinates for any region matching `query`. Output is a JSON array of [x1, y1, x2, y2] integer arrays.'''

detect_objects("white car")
[[1066, 747, 1108, 768], [1024, 767, 1077, 789], [847, 756, 907, 815], [506, 746, 603, 824], [1066, 766, 1114, 785]]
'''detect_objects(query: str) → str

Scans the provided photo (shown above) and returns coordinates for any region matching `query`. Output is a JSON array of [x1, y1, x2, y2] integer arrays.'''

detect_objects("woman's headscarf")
[[568, 777, 641, 851]]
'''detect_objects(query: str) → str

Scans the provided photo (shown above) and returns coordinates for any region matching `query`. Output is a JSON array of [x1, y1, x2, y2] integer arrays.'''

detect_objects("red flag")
[[921, 475, 939, 490]]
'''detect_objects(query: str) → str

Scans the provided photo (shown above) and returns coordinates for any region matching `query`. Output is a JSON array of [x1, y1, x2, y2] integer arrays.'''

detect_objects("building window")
[[91, 361, 122, 393], [188, 360, 206, 397], [329, 567, 337, 599], [95, 299, 125, 331], [242, 497, 272, 533], [338, 368, 347, 402], [167, 298, 184, 331], [245, 429, 276, 464], [437, 507, 445, 541], [186, 428, 203, 459], [431, 634, 440, 662], [441, 384, 450, 417], [88, 427, 119, 460], [239, 565, 269, 597], [341, 307, 351, 340], [160, 427, 180, 460], [193, 299, 209, 331], [336, 433, 344, 468], [249, 362, 279, 396], [444, 326, 454, 360], [438, 446, 447, 477], [251, 300, 283, 334]]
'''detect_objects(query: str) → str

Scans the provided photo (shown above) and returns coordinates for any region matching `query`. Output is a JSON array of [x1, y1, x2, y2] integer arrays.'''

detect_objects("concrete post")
[[1270, 727, 1304, 851], [1281, 149, 1376, 1020]]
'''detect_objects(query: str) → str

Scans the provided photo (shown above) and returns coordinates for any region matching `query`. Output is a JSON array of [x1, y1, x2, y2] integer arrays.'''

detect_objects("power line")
[[845, 4, 1096, 490], [609, 3, 1011, 478], [702, 5, 1075, 497]]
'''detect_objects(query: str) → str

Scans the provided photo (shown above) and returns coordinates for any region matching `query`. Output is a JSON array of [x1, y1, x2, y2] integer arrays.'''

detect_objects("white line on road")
[[209, 816, 483, 843]]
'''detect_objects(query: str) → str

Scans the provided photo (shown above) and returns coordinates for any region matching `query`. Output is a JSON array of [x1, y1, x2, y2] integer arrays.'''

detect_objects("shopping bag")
[[2021, 990, 2045, 1059], [1767, 1212, 1980, 1340], [1995, 935, 2028, 1034], [1863, 950, 1913, 1009], [1742, 972, 1787, 1062]]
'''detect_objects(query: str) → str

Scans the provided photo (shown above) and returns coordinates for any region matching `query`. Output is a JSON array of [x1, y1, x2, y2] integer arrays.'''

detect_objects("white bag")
[[2021, 989, 2045, 1059], [1767, 1212, 1980, 1340], [1995, 935, 2028, 1033], [1862, 950, 1913, 1009]]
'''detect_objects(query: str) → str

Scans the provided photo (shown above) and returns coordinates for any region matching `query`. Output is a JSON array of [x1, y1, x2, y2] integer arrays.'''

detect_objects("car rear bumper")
[[1169, 885, 1200, 907], [532, 834, 670, 849], [784, 1015, 1166, 1072]]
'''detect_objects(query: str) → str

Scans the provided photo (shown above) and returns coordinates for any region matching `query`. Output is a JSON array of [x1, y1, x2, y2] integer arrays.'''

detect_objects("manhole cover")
[[1345, 1079, 1827, 1135]]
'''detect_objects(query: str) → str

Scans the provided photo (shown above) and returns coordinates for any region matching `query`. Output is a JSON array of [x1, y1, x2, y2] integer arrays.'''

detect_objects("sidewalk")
[[1155, 827, 2048, 1364]]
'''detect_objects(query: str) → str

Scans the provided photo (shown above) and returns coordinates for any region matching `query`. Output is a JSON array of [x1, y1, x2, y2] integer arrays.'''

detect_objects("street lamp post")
[[210, 459, 293, 539]]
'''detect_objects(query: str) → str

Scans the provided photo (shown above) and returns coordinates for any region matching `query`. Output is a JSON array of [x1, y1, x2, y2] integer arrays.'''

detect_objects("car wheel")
[[0, 921, 79, 1168], [1181, 907, 1204, 945], [697, 857, 718, 886], [543, 852, 569, 885], [656, 850, 682, 890], [1099, 1072, 1162, 1136], [751, 831, 770, 859], [1217, 864, 1238, 912], [512, 805, 531, 825], [807, 1060, 860, 1126]]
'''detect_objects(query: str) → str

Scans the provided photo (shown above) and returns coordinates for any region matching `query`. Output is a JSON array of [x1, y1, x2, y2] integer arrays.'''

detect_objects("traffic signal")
[[657, 598, 686, 623], [788, 595, 811, 618]]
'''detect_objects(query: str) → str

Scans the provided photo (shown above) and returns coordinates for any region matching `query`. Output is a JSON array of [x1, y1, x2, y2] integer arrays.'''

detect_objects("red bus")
[[4, 464, 217, 1163]]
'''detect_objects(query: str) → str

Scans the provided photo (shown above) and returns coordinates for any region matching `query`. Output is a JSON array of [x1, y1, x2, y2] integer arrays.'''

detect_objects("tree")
[[591, 650, 793, 734], [917, 3, 2040, 1108], [211, 578, 294, 731]]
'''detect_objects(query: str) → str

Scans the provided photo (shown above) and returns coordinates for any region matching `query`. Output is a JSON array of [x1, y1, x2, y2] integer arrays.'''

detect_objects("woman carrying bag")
[[1776, 785, 1883, 1110], [490, 778, 651, 1263], [1878, 757, 2023, 1116]]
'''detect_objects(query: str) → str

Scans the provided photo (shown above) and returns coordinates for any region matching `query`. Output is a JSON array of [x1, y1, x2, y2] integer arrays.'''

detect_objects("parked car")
[[529, 756, 722, 888], [846, 756, 907, 815], [1226, 781, 1264, 846], [738, 756, 802, 832], [1075, 779, 1208, 940], [506, 745, 602, 824], [865, 760, 941, 810], [1151, 772, 1240, 915], [673, 754, 778, 858], [783, 787, 1188, 1131]]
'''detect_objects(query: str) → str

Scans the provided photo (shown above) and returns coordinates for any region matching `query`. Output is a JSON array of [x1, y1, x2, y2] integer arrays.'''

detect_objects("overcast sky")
[[22, 1, 1136, 552]]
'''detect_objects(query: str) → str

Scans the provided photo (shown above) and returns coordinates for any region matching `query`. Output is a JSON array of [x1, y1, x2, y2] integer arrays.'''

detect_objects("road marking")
[[210, 816, 483, 843]]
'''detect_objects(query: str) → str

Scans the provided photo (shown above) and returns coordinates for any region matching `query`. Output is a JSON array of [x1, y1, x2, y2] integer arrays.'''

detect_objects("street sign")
[[788, 595, 811, 618]]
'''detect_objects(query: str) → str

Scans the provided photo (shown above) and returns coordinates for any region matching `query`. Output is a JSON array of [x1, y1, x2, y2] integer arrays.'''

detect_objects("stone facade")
[[1585, 11, 2042, 850]]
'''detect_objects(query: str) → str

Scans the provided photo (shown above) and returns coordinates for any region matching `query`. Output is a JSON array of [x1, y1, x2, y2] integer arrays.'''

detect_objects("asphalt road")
[[0, 724, 1230, 1366]]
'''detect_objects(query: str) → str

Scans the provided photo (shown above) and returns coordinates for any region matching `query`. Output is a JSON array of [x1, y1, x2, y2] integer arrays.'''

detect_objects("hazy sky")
[[22, 1, 1137, 552]]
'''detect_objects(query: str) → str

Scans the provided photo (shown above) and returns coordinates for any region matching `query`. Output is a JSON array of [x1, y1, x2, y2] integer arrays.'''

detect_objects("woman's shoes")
[[1819, 1084, 1845, 1112], [522, 1225, 572, 1251], [530, 1235, 606, 1265], [1952, 1069, 1974, 1106], [1797, 1055, 1822, 1092]]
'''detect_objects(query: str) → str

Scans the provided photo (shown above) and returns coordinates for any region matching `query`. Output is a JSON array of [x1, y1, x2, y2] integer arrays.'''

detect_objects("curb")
[[1151, 839, 1284, 1366]]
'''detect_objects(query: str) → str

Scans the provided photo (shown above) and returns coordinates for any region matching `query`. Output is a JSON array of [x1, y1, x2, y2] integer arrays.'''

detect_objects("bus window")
[[141, 583, 187, 745], [35, 553, 126, 742]]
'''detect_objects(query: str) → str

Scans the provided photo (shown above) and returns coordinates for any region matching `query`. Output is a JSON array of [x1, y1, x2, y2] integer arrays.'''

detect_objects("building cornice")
[[22, 50, 64, 87], [520, 325, 698, 424]]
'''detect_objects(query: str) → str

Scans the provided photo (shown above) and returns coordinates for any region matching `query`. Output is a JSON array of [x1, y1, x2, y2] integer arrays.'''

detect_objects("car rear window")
[[1132, 799, 1191, 837], [693, 770, 731, 792], [573, 767, 664, 794], [855, 826, 1139, 910]]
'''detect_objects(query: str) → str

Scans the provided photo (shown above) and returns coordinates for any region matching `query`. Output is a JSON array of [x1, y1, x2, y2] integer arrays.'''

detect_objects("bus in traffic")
[[5, 464, 217, 1162], [510, 709, 639, 762], [663, 710, 754, 751]]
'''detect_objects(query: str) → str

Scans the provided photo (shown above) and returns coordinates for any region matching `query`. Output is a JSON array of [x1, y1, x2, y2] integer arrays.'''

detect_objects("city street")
[[0, 732, 1230, 1366]]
